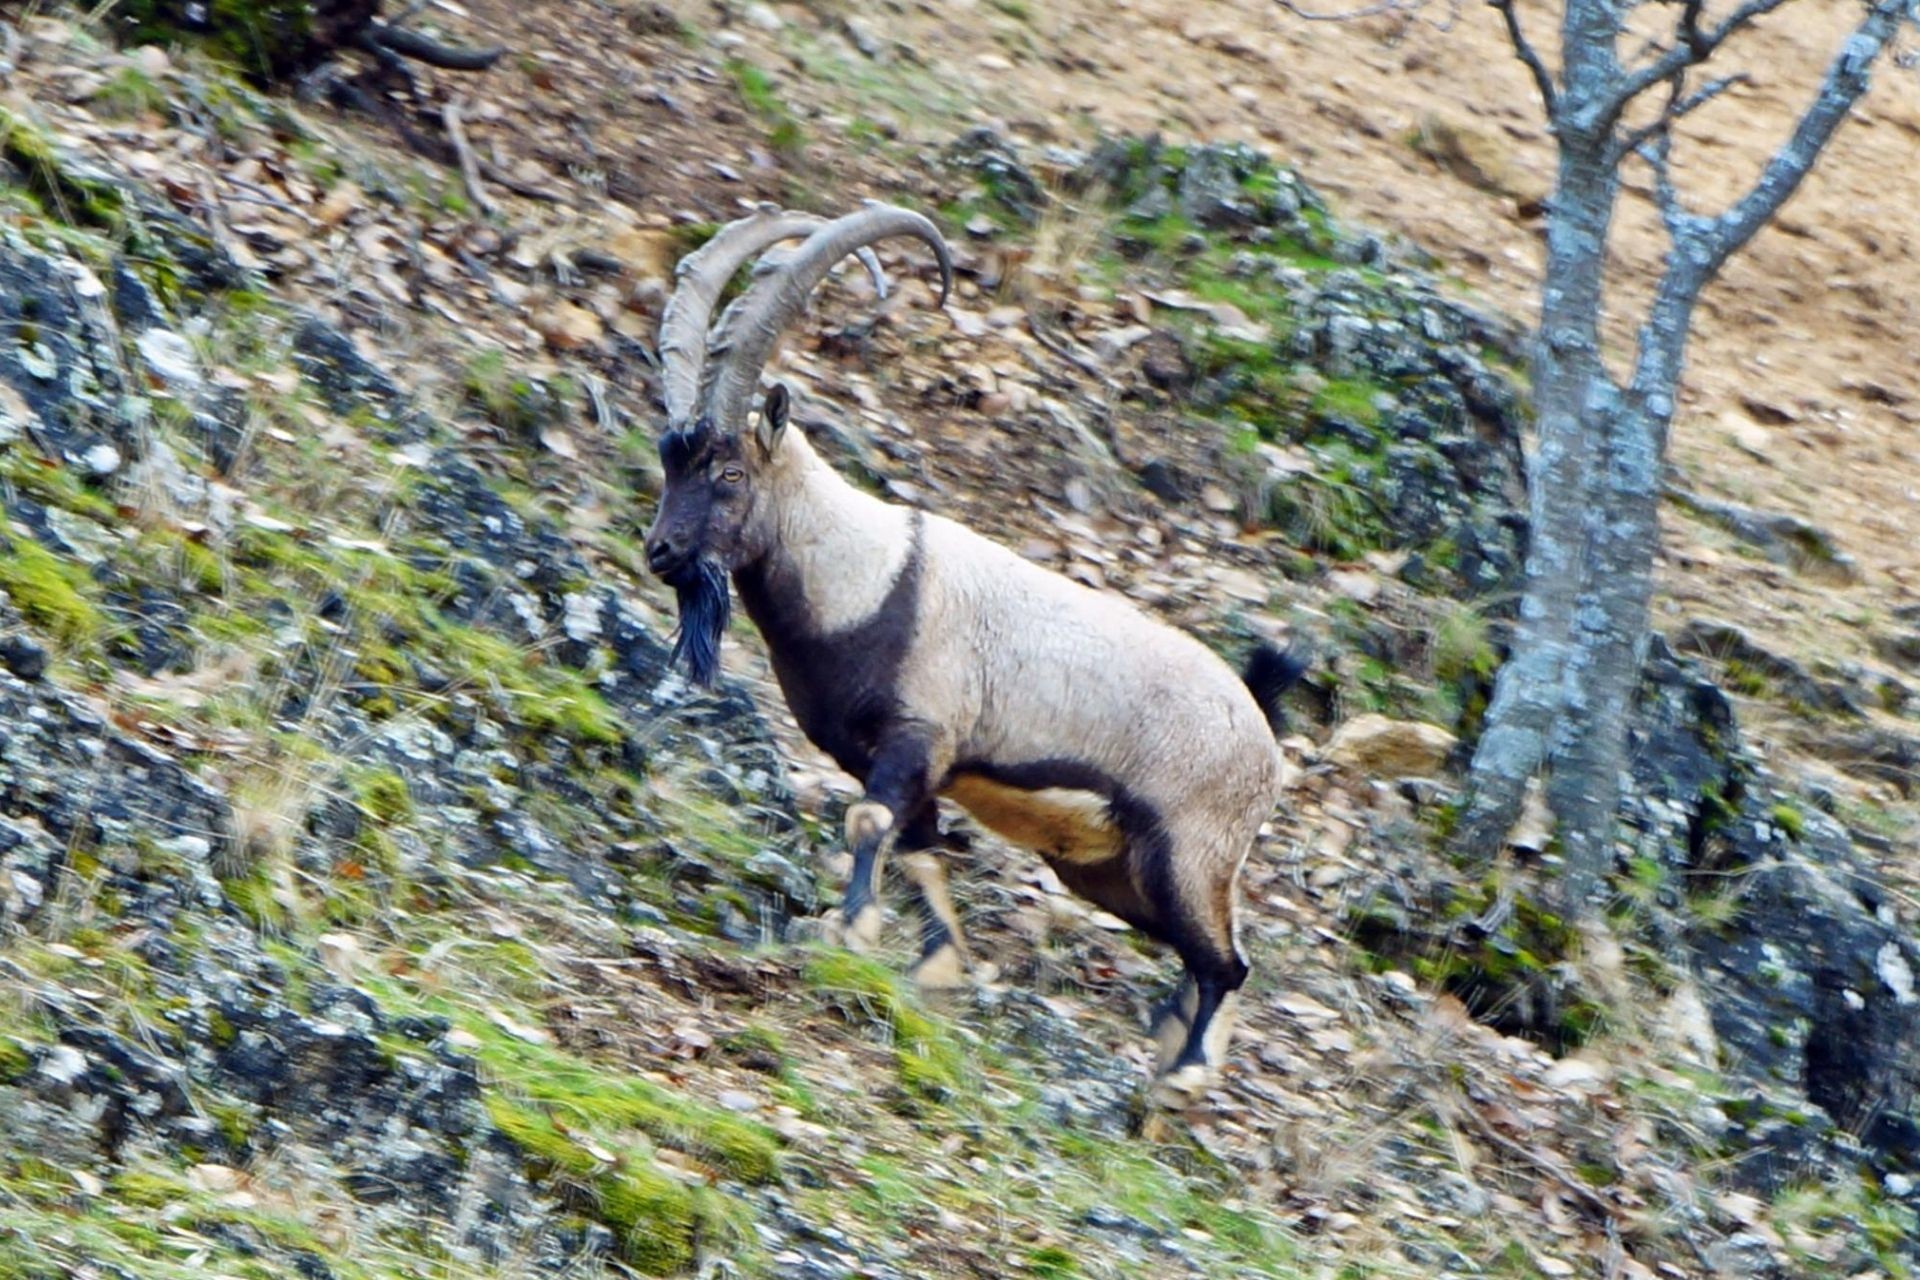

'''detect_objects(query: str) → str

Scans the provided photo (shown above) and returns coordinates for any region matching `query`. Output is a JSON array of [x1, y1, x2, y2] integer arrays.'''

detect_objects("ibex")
[[643, 203, 1304, 1104]]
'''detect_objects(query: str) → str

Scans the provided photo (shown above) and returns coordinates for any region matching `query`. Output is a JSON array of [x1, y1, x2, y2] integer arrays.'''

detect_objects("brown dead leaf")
[[534, 301, 604, 351], [316, 182, 363, 227]]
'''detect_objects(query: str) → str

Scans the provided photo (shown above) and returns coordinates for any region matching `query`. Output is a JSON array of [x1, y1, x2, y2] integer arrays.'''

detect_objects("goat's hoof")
[[809, 906, 880, 953], [1147, 1063, 1215, 1111], [804, 910, 850, 949], [910, 942, 969, 991], [843, 904, 882, 953], [1149, 1011, 1192, 1078]]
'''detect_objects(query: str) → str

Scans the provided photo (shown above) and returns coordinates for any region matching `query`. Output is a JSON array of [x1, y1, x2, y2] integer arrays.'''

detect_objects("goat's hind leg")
[[1144, 838, 1250, 1107], [1149, 977, 1199, 1076], [1150, 953, 1247, 1107]]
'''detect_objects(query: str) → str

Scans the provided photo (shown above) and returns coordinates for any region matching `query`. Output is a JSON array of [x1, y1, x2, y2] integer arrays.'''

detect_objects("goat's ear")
[[755, 383, 791, 457]]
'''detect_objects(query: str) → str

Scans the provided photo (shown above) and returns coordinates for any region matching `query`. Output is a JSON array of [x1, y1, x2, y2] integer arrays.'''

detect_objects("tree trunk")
[[1450, 125, 1621, 865], [1541, 399, 1664, 906]]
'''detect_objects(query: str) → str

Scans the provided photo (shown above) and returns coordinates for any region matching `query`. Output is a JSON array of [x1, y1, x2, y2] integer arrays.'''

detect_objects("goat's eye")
[[719, 466, 745, 485]]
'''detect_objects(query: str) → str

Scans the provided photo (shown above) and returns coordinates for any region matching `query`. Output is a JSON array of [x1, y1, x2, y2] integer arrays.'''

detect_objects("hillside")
[[0, 3, 1916, 1279]]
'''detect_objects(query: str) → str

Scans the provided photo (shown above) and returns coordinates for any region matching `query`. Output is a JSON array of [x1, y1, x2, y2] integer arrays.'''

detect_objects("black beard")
[[668, 557, 731, 688]]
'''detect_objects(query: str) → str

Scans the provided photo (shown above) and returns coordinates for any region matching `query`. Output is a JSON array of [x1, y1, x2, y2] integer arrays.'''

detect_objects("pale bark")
[[1456, 0, 1914, 910]]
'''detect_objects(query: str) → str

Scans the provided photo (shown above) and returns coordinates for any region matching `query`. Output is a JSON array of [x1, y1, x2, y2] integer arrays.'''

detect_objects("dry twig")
[[441, 97, 499, 219]]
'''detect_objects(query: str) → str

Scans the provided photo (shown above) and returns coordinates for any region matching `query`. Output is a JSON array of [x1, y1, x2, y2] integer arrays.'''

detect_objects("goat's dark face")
[[645, 386, 791, 685]]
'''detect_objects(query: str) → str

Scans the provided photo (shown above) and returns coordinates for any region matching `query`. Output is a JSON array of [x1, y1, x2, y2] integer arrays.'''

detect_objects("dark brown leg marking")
[[839, 724, 945, 951]]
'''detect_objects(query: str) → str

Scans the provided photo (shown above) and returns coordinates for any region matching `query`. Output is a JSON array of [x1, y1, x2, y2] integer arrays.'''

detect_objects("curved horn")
[[700, 202, 953, 435], [657, 207, 889, 430]]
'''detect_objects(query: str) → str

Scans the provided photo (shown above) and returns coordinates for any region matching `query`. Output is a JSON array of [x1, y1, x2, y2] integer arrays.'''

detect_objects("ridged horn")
[[699, 202, 953, 435], [656, 206, 887, 431]]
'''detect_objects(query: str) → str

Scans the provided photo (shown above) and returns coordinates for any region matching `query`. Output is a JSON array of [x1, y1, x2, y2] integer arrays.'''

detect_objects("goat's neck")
[[744, 429, 915, 635]]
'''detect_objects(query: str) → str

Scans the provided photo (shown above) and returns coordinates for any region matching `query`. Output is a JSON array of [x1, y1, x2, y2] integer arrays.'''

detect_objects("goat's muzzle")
[[645, 534, 689, 580]]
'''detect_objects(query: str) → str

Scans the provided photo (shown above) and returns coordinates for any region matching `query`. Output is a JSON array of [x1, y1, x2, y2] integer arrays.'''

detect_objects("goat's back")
[[902, 514, 1284, 817]]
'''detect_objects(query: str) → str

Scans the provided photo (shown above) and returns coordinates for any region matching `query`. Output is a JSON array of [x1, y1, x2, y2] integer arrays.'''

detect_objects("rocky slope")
[[0, 5, 1916, 1280]]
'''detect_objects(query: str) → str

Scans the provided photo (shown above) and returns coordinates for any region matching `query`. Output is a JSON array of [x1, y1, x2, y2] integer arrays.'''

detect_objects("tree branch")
[[1677, 0, 1708, 57], [1608, 0, 1794, 115], [442, 97, 499, 220], [1611, 72, 1748, 163], [1273, 0, 1465, 30], [1489, 0, 1558, 116], [368, 25, 507, 71], [1627, 0, 1912, 431], [1699, 0, 1911, 273], [1634, 134, 1687, 242]]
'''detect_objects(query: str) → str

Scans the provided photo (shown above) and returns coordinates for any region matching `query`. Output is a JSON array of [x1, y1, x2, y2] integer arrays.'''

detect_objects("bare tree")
[[1452, 0, 1915, 909], [1276, 0, 1915, 908]]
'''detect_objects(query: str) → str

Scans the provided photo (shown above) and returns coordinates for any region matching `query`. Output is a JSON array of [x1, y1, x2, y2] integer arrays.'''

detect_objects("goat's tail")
[[1240, 643, 1310, 738]]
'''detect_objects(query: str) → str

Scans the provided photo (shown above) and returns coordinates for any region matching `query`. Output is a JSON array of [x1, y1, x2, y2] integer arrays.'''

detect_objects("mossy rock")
[[0, 1038, 32, 1084], [488, 1098, 700, 1274], [111, 0, 378, 83], [1350, 874, 1604, 1053], [0, 534, 114, 654]]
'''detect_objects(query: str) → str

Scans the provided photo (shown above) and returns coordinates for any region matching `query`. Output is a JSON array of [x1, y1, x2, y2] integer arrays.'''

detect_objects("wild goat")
[[643, 202, 1305, 1103]]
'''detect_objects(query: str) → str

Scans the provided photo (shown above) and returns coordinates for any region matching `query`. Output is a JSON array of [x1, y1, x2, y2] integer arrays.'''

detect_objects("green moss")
[[352, 767, 413, 825], [230, 522, 326, 577], [1773, 1174, 1920, 1275], [726, 58, 805, 158], [363, 975, 780, 1184], [1284, 472, 1391, 561], [803, 950, 968, 1100], [1041, 1130, 1299, 1272], [1355, 875, 1602, 1053], [766, 118, 806, 157], [431, 623, 624, 745], [670, 221, 720, 254], [487, 1097, 699, 1274], [1770, 801, 1806, 841], [461, 349, 564, 434], [1619, 855, 1665, 911], [206, 1006, 237, 1049], [1697, 780, 1740, 835], [1720, 657, 1771, 697], [1189, 334, 1303, 439], [216, 520, 628, 747], [108, 1170, 189, 1209], [129, 527, 229, 598], [0, 1038, 31, 1083], [184, 1202, 330, 1259], [93, 67, 169, 119], [0, 108, 128, 233], [494, 1047, 777, 1182], [222, 868, 287, 933], [0, 448, 120, 522], [1430, 603, 1496, 683], [1309, 377, 1386, 429], [1027, 1245, 1078, 1277], [720, 1024, 787, 1068], [0, 535, 114, 651]]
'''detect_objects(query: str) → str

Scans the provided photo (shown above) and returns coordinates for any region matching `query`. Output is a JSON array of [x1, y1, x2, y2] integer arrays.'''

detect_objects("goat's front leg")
[[836, 723, 949, 953]]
